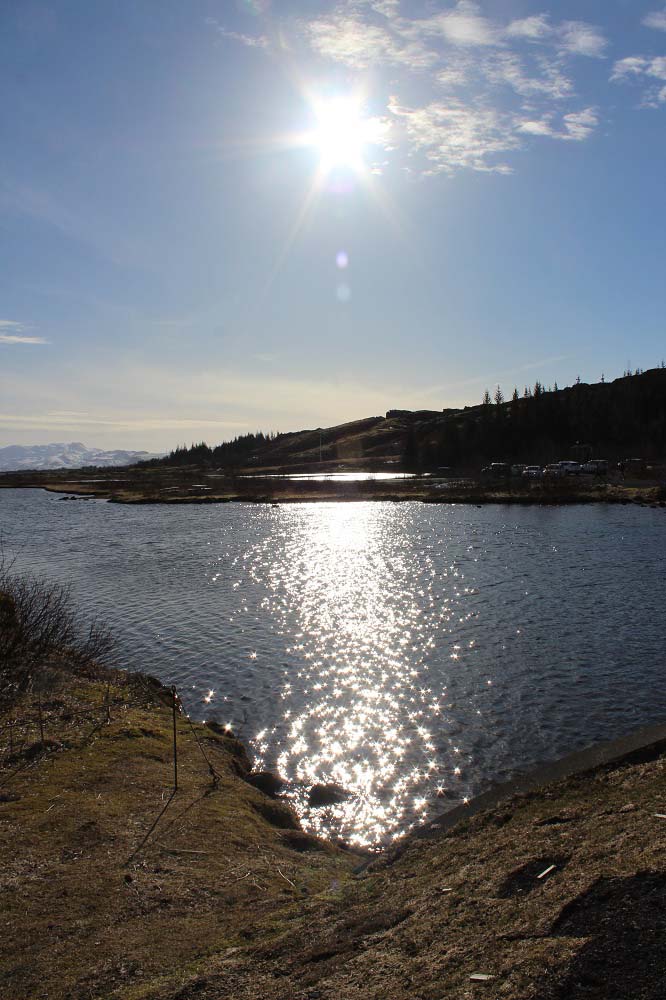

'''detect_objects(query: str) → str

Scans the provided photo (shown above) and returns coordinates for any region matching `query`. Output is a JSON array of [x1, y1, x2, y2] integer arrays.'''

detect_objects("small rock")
[[619, 803, 638, 813], [246, 771, 284, 798], [308, 782, 350, 807]]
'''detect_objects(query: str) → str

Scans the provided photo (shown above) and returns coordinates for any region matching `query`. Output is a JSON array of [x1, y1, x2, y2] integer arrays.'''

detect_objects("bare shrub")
[[0, 550, 114, 707]]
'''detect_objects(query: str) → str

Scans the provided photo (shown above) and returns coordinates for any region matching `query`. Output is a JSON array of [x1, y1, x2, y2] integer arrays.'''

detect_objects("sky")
[[1, 0, 665, 450]]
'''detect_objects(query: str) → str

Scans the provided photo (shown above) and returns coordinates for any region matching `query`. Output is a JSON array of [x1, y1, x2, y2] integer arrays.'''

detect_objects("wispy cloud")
[[306, 14, 410, 70], [214, 2, 606, 176], [0, 335, 48, 345], [0, 361, 402, 446], [506, 15, 552, 41], [0, 320, 48, 345], [0, 412, 249, 432], [612, 55, 666, 107], [481, 52, 574, 100], [643, 7, 666, 32], [416, 2, 501, 48], [206, 18, 269, 49], [557, 21, 607, 59], [422, 354, 573, 397], [387, 97, 520, 175], [518, 107, 599, 141]]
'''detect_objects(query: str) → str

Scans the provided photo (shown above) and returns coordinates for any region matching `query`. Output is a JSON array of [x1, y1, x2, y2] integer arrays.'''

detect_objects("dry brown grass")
[[0, 672, 357, 1000], [2, 666, 666, 1000]]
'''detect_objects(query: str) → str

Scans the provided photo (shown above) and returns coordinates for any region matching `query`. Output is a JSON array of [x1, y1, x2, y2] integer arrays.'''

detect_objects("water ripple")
[[1, 490, 665, 845]]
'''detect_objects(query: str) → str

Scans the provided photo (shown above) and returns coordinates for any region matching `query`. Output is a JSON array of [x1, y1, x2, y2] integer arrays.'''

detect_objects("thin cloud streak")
[[0, 335, 49, 345], [205, 18, 269, 49], [0, 413, 251, 432], [0, 319, 48, 344], [422, 354, 573, 398]]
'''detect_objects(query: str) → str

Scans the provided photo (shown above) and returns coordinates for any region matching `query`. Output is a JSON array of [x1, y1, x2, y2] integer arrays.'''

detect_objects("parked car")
[[522, 465, 543, 479], [581, 459, 608, 475], [543, 464, 565, 478], [557, 461, 582, 475], [482, 462, 510, 477], [511, 464, 526, 476]]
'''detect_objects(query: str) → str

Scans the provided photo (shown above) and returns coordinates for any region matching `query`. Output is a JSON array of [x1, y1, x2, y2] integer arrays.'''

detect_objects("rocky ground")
[[1, 658, 666, 1000]]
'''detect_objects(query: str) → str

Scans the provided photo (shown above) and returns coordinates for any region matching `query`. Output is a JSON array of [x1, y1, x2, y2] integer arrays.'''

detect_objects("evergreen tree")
[[403, 426, 419, 472]]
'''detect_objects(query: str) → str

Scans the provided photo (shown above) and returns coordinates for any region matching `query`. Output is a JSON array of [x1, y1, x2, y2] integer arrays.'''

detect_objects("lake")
[[1, 487, 665, 846]]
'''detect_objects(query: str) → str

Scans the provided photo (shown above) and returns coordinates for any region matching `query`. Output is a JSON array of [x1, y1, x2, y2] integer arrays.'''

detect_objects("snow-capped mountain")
[[0, 442, 162, 471]]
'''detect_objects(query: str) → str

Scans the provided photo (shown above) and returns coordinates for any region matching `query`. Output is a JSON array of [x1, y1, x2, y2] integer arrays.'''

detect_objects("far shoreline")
[[1, 472, 665, 510]]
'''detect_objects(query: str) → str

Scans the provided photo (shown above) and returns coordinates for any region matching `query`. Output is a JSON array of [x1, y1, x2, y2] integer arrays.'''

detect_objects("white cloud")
[[387, 97, 519, 174], [517, 118, 554, 137], [643, 7, 666, 32], [518, 107, 599, 141], [482, 52, 573, 100], [557, 21, 607, 58], [560, 107, 599, 140], [612, 55, 666, 106], [611, 56, 651, 81], [370, 0, 401, 16], [306, 15, 408, 69], [0, 320, 48, 345], [506, 15, 552, 41], [0, 335, 48, 345], [418, 2, 500, 48]]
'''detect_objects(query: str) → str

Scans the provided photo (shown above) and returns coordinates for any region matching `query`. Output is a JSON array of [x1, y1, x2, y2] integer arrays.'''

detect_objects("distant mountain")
[[0, 442, 162, 471]]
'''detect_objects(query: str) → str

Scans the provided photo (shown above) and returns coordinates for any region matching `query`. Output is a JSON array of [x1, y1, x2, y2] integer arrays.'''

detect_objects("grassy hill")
[[144, 368, 666, 475]]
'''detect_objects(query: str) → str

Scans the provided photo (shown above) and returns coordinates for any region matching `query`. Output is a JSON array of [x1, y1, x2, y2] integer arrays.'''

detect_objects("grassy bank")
[[2, 645, 666, 998], [0, 663, 359, 1000]]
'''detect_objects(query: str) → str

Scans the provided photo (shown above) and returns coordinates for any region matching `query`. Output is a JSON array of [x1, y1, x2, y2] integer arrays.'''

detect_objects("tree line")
[[140, 431, 278, 469], [411, 367, 666, 470]]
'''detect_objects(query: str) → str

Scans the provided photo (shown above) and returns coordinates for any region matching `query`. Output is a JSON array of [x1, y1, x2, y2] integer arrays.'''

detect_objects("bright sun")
[[311, 96, 385, 172]]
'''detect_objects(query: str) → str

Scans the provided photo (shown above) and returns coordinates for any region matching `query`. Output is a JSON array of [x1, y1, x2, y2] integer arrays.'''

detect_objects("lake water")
[[1, 488, 665, 846]]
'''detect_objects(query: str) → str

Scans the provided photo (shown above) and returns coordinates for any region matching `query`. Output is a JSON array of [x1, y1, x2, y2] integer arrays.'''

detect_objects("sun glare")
[[311, 96, 385, 172]]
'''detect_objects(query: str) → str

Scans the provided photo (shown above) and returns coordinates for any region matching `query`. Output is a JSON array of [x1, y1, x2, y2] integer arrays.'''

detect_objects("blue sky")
[[1, 0, 665, 449]]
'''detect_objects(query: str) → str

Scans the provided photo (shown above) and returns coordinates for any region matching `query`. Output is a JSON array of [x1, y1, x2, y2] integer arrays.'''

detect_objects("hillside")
[[146, 368, 666, 474]]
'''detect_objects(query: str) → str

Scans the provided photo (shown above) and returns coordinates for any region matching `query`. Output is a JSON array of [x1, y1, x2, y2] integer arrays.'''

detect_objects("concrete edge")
[[414, 720, 666, 842]]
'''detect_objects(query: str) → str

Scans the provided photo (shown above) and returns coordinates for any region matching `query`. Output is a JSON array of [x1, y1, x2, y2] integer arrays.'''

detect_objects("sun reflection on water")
[[245, 502, 479, 847]]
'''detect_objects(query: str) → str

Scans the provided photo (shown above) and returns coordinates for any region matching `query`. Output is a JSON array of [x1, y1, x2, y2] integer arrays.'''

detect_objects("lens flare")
[[311, 96, 388, 173]]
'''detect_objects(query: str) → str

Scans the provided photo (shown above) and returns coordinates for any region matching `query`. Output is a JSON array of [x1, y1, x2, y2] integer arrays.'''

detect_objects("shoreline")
[[3, 651, 666, 998], [413, 718, 666, 842], [2, 476, 665, 508]]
